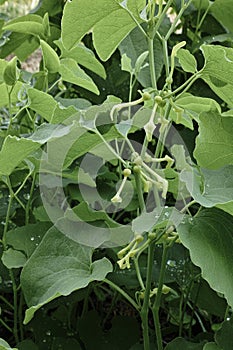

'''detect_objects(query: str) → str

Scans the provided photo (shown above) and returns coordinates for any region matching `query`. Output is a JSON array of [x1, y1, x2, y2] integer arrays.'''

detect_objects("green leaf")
[[3, 56, 20, 85], [194, 110, 233, 169], [193, 0, 210, 10], [119, 25, 164, 87], [3, 14, 45, 37], [21, 226, 112, 324], [181, 165, 233, 211], [211, 0, 233, 32], [201, 45, 233, 107], [165, 337, 203, 349], [55, 40, 106, 79], [170, 93, 220, 129], [2, 249, 27, 269], [215, 319, 233, 350], [0, 136, 40, 176], [3, 222, 52, 265], [40, 39, 60, 73], [203, 343, 221, 350], [59, 58, 99, 95], [0, 338, 17, 350], [28, 88, 77, 123], [121, 53, 132, 73], [61, 0, 145, 61], [178, 208, 233, 309], [17, 340, 38, 350], [177, 48, 197, 73]]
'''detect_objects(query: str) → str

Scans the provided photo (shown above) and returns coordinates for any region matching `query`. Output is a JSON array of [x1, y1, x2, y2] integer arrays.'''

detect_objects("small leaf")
[[40, 39, 60, 73], [21, 226, 112, 324], [2, 249, 26, 269], [178, 208, 233, 309], [134, 50, 149, 76], [3, 56, 20, 85], [59, 58, 99, 95], [177, 48, 197, 73], [121, 53, 132, 73]]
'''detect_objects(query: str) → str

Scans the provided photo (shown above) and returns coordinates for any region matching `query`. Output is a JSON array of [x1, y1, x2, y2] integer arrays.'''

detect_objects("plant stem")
[[148, 36, 157, 90], [140, 243, 155, 350], [25, 171, 37, 225], [0, 318, 13, 333], [134, 169, 145, 212], [134, 256, 145, 290], [0, 295, 14, 310], [152, 244, 169, 350], [9, 269, 19, 344], [104, 278, 139, 311], [19, 290, 24, 341]]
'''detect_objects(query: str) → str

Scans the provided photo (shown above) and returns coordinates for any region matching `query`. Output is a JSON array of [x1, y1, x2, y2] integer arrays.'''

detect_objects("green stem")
[[165, 73, 200, 99], [104, 278, 139, 311], [0, 318, 13, 333], [165, 0, 193, 40], [154, 0, 173, 34], [152, 244, 169, 350], [140, 243, 155, 350], [0, 295, 14, 310], [148, 36, 157, 90], [25, 171, 37, 225], [9, 269, 19, 344], [134, 169, 145, 212], [18, 290, 24, 341], [134, 256, 145, 290]]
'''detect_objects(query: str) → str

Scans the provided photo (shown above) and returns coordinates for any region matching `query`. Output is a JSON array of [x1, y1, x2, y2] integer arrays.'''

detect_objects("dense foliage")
[[0, 0, 233, 349]]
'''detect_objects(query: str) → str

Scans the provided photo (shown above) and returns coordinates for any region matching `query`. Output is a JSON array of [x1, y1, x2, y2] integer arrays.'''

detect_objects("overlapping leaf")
[[21, 226, 112, 324], [178, 208, 233, 309], [61, 0, 145, 60]]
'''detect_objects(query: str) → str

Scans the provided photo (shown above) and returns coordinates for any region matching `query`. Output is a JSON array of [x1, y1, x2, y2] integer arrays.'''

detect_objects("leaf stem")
[[104, 278, 139, 311], [140, 243, 155, 350], [148, 36, 157, 90], [152, 243, 169, 350]]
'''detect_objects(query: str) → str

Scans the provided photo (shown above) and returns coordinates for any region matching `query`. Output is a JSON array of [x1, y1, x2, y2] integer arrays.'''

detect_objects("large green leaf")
[[215, 319, 233, 350], [2, 222, 52, 268], [21, 226, 112, 324], [0, 338, 17, 350], [119, 25, 164, 87], [178, 208, 233, 309], [200, 45, 233, 107], [61, 0, 145, 60], [0, 136, 41, 176], [181, 165, 233, 213], [211, 0, 233, 32], [165, 337, 203, 350], [28, 88, 78, 123], [0, 123, 73, 175], [55, 40, 106, 79], [203, 344, 221, 350], [170, 93, 220, 129], [59, 58, 99, 95], [194, 110, 233, 169]]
